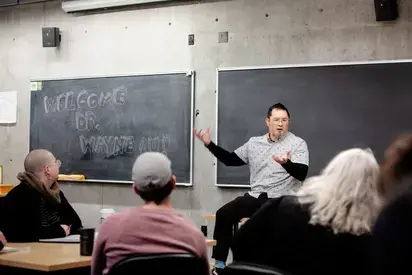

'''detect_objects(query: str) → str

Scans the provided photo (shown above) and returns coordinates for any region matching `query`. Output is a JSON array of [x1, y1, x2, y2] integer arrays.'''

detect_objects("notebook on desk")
[[39, 232, 98, 243]]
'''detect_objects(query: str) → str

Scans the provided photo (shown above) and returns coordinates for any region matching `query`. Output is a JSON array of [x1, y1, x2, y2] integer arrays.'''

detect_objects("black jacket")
[[231, 196, 372, 275], [371, 186, 412, 275], [1, 183, 82, 242]]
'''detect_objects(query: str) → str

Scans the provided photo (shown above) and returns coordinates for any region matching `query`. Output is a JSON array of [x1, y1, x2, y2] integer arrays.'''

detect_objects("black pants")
[[212, 193, 269, 262]]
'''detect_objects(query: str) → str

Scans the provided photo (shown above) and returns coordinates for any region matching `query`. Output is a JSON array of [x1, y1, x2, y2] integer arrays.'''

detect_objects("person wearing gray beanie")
[[131, 152, 176, 206], [91, 152, 211, 275]]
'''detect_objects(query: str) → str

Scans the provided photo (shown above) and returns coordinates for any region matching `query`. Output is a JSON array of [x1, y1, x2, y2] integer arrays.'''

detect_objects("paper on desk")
[[39, 232, 99, 243], [0, 246, 29, 254], [39, 235, 81, 243], [0, 91, 17, 124]]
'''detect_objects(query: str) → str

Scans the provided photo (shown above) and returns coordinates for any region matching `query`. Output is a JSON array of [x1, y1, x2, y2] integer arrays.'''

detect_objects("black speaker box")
[[374, 0, 398, 21], [42, 27, 61, 47]]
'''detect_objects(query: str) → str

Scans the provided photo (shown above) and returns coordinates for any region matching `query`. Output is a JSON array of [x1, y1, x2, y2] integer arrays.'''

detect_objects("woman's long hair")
[[296, 148, 381, 235]]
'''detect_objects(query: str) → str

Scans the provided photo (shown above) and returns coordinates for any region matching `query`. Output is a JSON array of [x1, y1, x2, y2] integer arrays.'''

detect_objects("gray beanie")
[[132, 152, 172, 192]]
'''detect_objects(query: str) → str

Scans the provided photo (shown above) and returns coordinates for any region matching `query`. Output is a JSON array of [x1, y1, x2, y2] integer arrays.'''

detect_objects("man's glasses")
[[54, 159, 61, 168]]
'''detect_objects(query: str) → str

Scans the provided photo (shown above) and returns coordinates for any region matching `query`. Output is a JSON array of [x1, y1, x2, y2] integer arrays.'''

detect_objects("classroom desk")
[[0, 184, 14, 197], [206, 239, 217, 246], [0, 240, 217, 272], [0, 243, 90, 272]]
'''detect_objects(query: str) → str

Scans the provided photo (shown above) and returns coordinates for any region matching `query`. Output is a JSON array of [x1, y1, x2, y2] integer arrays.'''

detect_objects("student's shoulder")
[[263, 195, 299, 210], [261, 195, 305, 217], [100, 210, 129, 229], [171, 214, 208, 256], [5, 183, 33, 201], [278, 195, 304, 211], [7, 183, 26, 194], [173, 212, 197, 228], [266, 196, 310, 225], [378, 190, 412, 223], [173, 212, 204, 237], [373, 191, 412, 239]]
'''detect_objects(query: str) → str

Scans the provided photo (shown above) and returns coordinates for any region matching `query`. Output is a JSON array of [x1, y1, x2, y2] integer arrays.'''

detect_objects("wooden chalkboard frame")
[[215, 59, 412, 188], [29, 70, 195, 186]]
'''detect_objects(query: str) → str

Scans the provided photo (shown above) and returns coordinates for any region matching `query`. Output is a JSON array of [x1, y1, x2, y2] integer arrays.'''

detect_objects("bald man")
[[2, 149, 82, 242]]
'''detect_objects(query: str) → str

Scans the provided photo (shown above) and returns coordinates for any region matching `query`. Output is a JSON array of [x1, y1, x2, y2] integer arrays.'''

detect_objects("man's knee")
[[216, 199, 238, 220], [216, 206, 229, 220]]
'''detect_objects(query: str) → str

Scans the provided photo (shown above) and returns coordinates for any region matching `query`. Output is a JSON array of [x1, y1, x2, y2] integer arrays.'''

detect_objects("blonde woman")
[[231, 148, 381, 275]]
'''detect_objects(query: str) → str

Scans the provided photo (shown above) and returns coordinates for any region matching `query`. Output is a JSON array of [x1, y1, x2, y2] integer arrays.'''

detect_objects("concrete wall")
[[0, 0, 411, 230]]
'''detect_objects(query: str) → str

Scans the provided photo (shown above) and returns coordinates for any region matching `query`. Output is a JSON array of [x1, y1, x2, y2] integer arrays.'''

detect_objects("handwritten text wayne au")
[[42, 86, 170, 157]]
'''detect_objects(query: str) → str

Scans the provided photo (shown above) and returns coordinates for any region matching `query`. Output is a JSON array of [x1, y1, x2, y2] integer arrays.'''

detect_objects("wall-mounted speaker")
[[42, 27, 61, 47], [374, 0, 398, 21]]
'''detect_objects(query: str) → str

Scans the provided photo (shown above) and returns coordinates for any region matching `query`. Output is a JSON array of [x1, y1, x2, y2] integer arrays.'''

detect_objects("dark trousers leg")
[[212, 193, 268, 262]]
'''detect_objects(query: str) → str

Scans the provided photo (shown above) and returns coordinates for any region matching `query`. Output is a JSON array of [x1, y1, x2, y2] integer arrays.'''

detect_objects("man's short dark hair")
[[137, 180, 174, 205], [267, 103, 290, 118]]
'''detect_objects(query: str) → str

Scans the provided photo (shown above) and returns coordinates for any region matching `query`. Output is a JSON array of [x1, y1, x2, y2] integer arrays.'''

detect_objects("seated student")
[[91, 152, 210, 275], [372, 133, 412, 275], [2, 149, 82, 242], [231, 148, 381, 275], [0, 231, 6, 250]]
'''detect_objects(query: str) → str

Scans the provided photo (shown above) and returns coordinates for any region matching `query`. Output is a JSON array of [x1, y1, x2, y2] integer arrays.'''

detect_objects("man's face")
[[44, 155, 60, 184], [266, 109, 290, 138]]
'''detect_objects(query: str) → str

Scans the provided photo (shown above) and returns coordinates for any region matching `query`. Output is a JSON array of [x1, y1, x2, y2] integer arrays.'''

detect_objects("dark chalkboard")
[[216, 61, 412, 187], [30, 72, 194, 184]]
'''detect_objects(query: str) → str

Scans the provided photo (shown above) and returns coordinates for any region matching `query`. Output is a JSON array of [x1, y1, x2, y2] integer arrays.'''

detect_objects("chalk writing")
[[139, 135, 170, 156], [161, 135, 170, 155], [76, 111, 98, 132], [43, 86, 128, 114], [42, 86, 174, 160], [79, 135, 134, 158], [79, 134, 170, 158]]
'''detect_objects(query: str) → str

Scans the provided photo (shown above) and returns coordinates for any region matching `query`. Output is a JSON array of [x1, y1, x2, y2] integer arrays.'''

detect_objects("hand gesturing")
[[194, 128, 211, 146], [272, 150, 291, 164]]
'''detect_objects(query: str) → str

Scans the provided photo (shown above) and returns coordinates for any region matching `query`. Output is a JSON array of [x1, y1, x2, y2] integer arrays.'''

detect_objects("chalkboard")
[[30, 72, 194, 185], [216, 61, 412, 187]]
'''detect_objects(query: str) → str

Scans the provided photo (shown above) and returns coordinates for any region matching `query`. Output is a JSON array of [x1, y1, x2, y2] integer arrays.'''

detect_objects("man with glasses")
[[2, 149, 82, 242], [194, 103, 309, 273]]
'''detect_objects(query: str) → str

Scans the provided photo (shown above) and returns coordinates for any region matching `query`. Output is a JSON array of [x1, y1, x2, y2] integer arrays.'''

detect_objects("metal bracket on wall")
[[218, 31, 228, 43]]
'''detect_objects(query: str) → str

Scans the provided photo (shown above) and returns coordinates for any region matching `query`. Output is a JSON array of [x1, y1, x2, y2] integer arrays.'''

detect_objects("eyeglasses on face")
[[52, 159, 61, 168]]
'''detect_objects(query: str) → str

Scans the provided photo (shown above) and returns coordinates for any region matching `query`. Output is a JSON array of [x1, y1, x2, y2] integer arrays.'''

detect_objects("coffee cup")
[[79, 228, 95, 256], [201, 225, 207, 237]]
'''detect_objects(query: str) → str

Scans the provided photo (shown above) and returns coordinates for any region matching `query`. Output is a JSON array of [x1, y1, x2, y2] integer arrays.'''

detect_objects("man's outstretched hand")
[[194, 128, 211, 146], [273, 150, 291, 164]]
